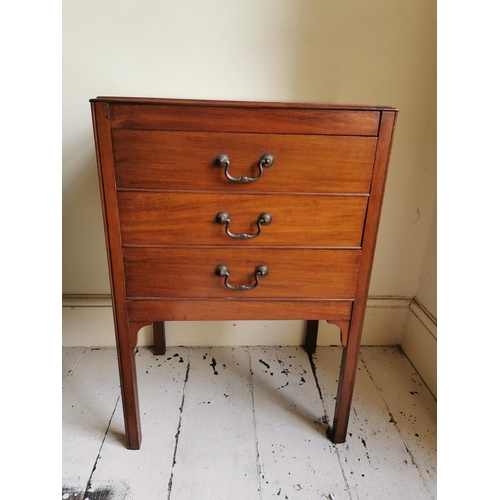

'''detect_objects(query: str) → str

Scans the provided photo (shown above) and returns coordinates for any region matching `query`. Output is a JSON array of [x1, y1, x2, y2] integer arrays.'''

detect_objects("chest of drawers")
[[90, 97, 397, 450]]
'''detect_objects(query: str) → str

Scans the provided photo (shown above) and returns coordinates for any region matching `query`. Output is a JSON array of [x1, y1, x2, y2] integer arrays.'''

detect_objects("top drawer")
[[110, 103, 380, 136], [112, 130, 377, 193]]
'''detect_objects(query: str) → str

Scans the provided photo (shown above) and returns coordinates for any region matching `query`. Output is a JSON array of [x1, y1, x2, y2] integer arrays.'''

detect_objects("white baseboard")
[[62, 295, 412, 348], [400, 299, 437, 397]]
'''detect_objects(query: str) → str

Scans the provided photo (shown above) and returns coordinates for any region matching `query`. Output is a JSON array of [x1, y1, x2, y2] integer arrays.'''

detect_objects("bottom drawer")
[[123, 247, 361, 299]]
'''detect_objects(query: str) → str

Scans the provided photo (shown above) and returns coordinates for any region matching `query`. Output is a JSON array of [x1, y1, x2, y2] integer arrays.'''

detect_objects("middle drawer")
[[118, 192, 368, 247]]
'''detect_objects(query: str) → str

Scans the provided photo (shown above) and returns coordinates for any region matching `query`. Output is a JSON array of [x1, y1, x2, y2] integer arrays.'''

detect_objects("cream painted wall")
[[415, 199, 437, 320], [63, 1, 436, 305], [400, 198, 437, 395]]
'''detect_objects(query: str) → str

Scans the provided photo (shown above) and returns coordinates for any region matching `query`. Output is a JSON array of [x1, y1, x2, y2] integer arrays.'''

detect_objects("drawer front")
[[113, 130, 376, 193], [123, 247, 361, 299], [118, 192, 368, 247], [110, 103, 380, 136]]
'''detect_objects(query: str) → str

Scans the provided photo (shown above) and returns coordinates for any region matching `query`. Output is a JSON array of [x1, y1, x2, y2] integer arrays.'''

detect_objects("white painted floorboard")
[[87, 347, 191, 499], [62, 346, 436, 500], [170, 347, 260, 500], [312, 348, 436, 500], [249, 347, 349, 500], [62, 348, 121, 498]]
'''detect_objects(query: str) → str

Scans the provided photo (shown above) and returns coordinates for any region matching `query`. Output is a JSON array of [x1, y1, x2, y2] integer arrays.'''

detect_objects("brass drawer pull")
[[214, 264, 269, 290], [214, 153, 274, 183], [215, 211, 272, 239]]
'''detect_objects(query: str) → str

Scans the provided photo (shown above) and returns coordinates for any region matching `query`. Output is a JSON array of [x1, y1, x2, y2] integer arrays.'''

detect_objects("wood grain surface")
[[126, 299, 353, 323], [331, 111, 398, 443], [93, 102, 142, 449], [123, 247, 361, 299], [91, 95, 397, 112], [110, 103, 380, 136], [112, 130, 377, 193], [118, 192, 368, 247]]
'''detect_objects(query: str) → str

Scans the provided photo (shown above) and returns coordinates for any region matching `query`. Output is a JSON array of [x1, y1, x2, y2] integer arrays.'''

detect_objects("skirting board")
[[62, 295, 412, 348], [400, 299, 437, 398]]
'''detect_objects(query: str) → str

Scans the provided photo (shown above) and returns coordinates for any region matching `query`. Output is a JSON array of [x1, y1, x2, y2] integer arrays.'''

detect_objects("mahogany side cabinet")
[[90, 97, 397, 450]]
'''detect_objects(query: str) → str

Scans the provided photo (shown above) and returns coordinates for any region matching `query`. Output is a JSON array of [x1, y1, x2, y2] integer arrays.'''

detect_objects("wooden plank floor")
[[62, 346, 436, 500]]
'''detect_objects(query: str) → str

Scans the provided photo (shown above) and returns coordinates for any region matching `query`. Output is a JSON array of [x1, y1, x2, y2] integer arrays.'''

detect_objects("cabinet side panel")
[[91, 102, 142, 447], [92, 102, 129, 328], [331, 111, 398, 441], [356, 111, 398, 316]]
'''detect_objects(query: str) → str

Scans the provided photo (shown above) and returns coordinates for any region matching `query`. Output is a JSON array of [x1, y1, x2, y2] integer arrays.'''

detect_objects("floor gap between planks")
[[167, 354, 191, 499], [248, 350, 264, 499], [63, 346, 436, 500]]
